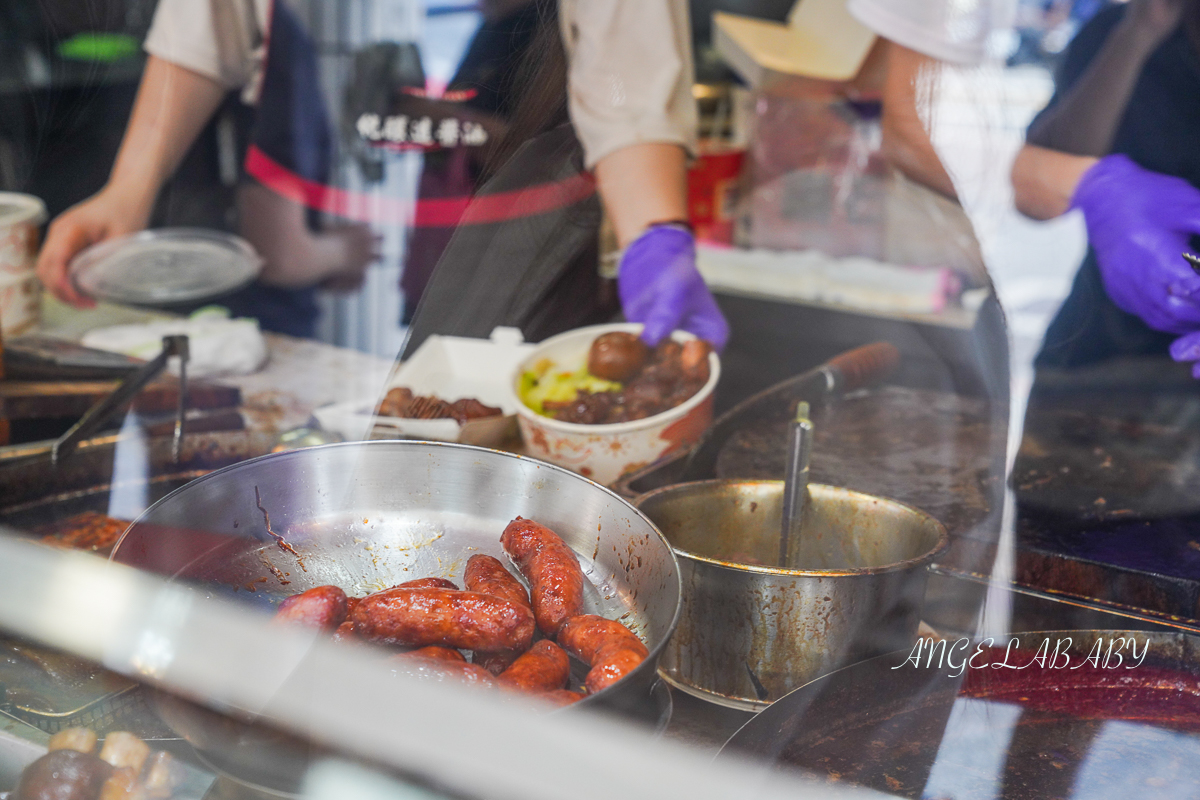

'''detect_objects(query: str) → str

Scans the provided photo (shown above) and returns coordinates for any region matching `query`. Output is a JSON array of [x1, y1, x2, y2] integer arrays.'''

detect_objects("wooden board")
[[0, 378, 241, 420]]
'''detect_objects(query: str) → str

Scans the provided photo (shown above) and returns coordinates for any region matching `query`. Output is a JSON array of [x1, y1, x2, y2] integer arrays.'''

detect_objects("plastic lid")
[[70, 228, 263, 306]]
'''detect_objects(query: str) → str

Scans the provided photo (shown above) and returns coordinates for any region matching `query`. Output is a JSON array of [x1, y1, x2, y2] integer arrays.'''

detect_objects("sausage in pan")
[[500, 517, 584, 637], [464, 555, 530, 609], [395, 645, 466, 663], [465, 554, 533, 673], [394, 577, 459, 591], [274, 585, 348, 630], [497, 641, 570, 693], [557, 614, 648, 694], [352, 588, 535, 652]]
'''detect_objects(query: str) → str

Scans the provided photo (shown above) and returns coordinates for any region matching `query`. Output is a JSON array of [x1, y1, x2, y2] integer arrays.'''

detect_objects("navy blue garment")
[[1033, 6, 1200, 368], [220, 0, 327, 339]]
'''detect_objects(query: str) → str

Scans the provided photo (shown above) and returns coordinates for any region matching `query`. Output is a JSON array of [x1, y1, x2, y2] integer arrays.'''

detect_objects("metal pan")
[[110, 441, 682, 793]]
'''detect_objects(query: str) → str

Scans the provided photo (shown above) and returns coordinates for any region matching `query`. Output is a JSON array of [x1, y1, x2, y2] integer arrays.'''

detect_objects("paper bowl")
[[511, 323, 719, 485]]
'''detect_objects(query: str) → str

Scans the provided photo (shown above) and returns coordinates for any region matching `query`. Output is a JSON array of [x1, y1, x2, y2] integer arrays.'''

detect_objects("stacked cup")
[[0, 193, 47, 335]]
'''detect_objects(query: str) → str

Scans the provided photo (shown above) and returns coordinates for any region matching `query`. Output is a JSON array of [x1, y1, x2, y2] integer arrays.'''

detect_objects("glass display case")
[[1, 1, 1198, 798]]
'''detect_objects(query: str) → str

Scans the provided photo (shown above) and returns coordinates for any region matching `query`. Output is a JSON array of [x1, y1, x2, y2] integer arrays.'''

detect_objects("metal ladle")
[[778, 401, 814, 568], [52, 335, 190, 467]]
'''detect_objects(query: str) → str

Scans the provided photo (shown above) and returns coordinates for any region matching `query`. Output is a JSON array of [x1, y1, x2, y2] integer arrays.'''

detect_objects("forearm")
[[593, 142, 688, 248], [1027, 19, 1160, 154], [1011, 144, 1098, 219], [880, 45, 958, 201], [105, 55, 227, 218], [239, 184, 367, 288]]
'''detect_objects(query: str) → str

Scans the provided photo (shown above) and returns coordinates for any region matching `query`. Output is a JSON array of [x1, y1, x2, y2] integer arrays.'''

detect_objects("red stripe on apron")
[[245, 144, 596, 228]]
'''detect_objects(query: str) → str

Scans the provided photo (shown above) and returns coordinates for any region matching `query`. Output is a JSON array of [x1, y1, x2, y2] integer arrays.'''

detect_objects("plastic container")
[[0, 192, 47, 335], [314, 327, 534, 446]]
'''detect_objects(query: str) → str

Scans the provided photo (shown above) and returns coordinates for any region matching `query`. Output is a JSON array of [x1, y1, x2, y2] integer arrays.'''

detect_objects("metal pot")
[[635, 479, 946, 710]]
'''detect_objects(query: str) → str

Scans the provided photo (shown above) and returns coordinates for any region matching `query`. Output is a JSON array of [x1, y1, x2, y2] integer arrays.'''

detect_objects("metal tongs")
[[778, 401, 814, 568], [51, 335, 190, 467]]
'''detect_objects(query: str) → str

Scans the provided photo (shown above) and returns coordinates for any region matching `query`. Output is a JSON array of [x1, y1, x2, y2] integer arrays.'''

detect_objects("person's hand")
[[1071, 154, 1200, 335], [617, 225, 730, 351], [36, 188, 149, 308], [1121, 0, 1186, 49], [318, 224, 381, 293]]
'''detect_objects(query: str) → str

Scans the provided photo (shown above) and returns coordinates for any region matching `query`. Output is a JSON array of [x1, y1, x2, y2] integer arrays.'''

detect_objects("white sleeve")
[[144, 0, 267, 94], [848, 0, 993, 65], [558, 0, 698, 169]]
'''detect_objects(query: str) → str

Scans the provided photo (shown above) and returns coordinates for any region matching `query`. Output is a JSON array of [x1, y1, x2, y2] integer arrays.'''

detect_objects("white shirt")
[[848, 0, 994, 65], [144, 0, 696, 168]]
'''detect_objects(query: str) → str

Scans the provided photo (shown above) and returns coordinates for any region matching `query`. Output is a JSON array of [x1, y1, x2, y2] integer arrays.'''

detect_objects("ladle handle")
[[823, 342, 900, 394], [779, 403, 814, 568]]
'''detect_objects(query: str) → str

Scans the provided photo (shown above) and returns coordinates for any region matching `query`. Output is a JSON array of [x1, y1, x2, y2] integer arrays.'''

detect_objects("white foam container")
[[314, 327, 534, 446]]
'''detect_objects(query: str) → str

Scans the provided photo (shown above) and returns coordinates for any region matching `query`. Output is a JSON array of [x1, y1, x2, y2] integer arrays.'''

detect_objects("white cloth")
[[558, 0, 697, 167], [144, 0, 270, 103], [82, 312, 269, 378], [848, 0, 993, 65], [145, 0, 697, 166]]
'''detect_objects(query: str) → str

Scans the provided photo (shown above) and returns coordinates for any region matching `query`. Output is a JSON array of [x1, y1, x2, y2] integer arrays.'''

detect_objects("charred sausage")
[[464, 555, 530, 609], [352, 588, 535, 652], [395, 577, 459, 591], [583, 648, 647, 694], [395, 645, 466, 663], [274, 585, 348, 630], [500, 517, 584, 637], [497, 641, 570, 693], [331, 620, 358, 643], [474, 650, 521, 676], [536, 689, 586, 707], [464, 554, 533, 673], [557, 614, 648, 694]]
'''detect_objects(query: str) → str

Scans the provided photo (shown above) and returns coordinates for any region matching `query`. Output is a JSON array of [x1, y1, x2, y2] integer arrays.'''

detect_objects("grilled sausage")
[[583, 648, 647, 694], [395, 577, 459, 591], [498, 641, 570, 693], [464, 555, 530, 609], [500, 517, 584, 636], [389, 655, 497, 689], [536, 689, 586, 707], [274, 585, 348, 630], [557, 614, 648, 694], [395, 645, 466, 663], [352, 588, 535, 652], [331, 621, 358, 643], [465, 554, 533, 673], [474, 650, 521, 675]]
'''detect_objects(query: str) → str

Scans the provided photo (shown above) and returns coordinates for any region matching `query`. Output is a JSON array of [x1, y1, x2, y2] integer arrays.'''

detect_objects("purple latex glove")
[[1170, 332, 1200, 378], [618, 225, 730, 350], [1072, 154, 1200, 334]]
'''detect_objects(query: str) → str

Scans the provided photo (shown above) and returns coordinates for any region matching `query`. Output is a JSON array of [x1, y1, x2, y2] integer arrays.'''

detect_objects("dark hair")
[[484, 0, 571, 176]]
